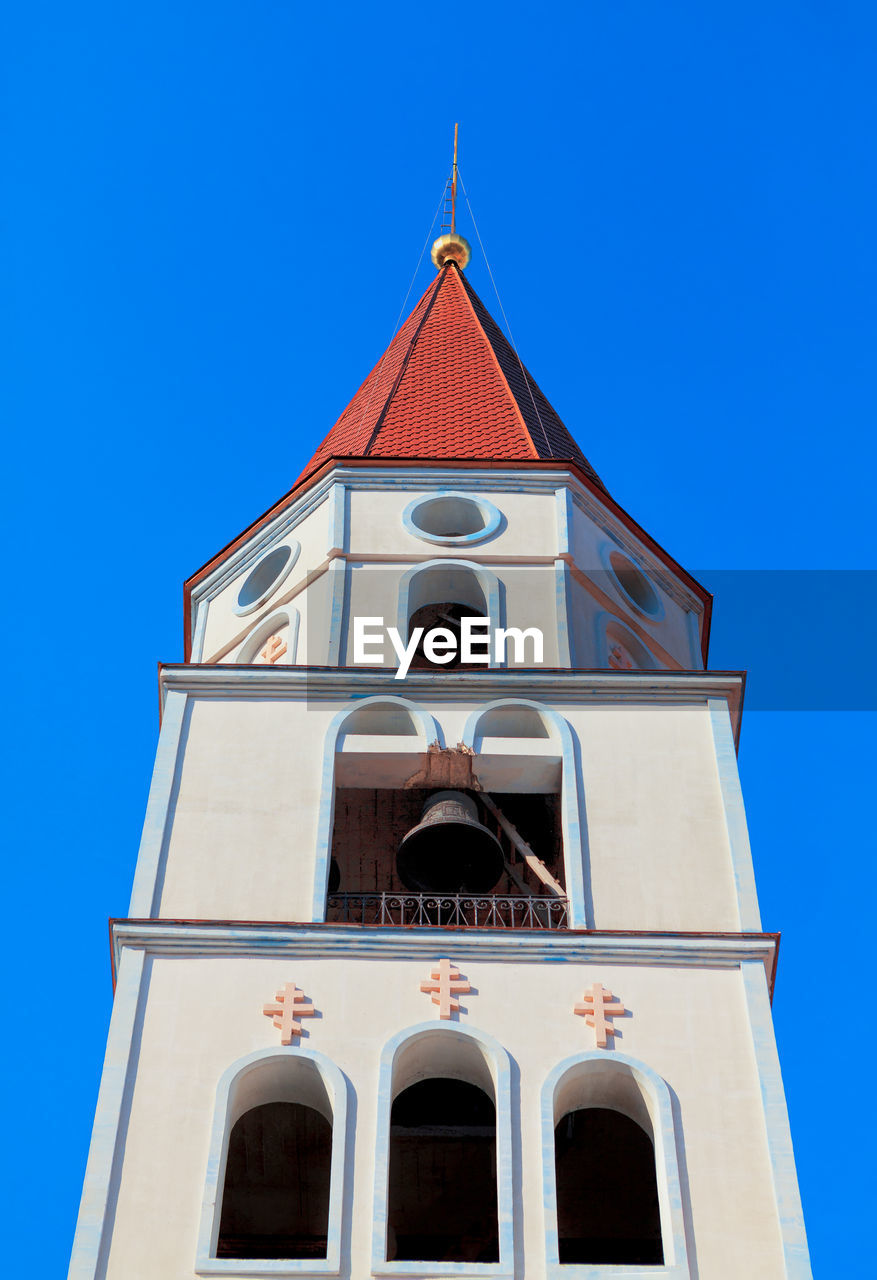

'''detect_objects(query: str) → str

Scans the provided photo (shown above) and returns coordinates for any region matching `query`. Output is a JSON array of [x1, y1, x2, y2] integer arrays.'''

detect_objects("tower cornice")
[[109, 919, 779, 998], [156, 664, 746, 745]]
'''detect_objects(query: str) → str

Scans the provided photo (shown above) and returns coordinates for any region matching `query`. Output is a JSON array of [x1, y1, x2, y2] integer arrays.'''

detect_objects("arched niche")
[[311, 698, 442, 919], [595, 611, 659, 672], [397, 559, 503, 671], [371, 1022, 514, 1279], [541, 1053, 691, 1278], [237, 610, 299, 665], [461, 700, 588, 929], [196, 1048, 348, 1277]]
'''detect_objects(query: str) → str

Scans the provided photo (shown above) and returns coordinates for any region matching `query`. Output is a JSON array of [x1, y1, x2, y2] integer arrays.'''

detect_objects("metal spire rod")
[[451, 122, 459, 234]]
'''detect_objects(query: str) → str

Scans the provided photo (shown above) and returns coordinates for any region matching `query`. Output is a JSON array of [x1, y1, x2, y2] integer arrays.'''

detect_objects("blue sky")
[[3, 3, 875, 1272]]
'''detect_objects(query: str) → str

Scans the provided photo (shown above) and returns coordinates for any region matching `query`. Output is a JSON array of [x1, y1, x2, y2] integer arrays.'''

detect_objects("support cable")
[[458, 171, 555, 457], [355, 182, 449, 441]]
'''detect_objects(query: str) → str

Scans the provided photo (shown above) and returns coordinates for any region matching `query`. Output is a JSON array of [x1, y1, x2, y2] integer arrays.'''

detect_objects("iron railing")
[[326, 892, 569, 930]]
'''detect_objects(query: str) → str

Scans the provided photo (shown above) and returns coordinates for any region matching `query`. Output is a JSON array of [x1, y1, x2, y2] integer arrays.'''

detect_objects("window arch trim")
[[237, 609, 300, 665], [541, 1052, 691, 1279], [594, 610, 659, 672], [397, 559, 504, 670], [195, 1047, 348, 1277], [311, 697, 443, 919], [461, 699, 589, 929], [372, 1021, 515, 1279]]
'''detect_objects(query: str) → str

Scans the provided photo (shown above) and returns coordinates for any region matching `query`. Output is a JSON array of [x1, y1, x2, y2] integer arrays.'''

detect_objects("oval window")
[[607, 550, 661, 618], [404, 494, 501, 546], [235, 544, 297, 614]]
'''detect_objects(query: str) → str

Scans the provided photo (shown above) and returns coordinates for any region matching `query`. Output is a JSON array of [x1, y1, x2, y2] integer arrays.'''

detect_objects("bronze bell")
[[397, 790, 504, 894]]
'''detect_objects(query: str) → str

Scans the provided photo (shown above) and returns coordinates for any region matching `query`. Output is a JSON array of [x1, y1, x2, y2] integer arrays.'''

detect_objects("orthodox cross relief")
[[608, 641, 637, 671], [574, 982, 626, 1048], [420, 959, 471, 1020], [259, 634, 287, 665], [262, 982, 315, 1044]]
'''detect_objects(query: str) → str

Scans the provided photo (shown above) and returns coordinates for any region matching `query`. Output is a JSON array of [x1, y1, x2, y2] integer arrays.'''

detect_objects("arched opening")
[[236, 609, 298, 665], [460, 698, 576, 926], [401, 562, 498, 672], [543, 1054, 688, 1270], [198, 1050, 347, 1272], [554, 1106, 662, 1265], [387, 1077, 498, 1263], [604, 617, 656, 671], [217, 1100, 332, 1259], [474, 702, 551, 739], [339, 699, 421, 736], [373, 1023, 513, 1274]]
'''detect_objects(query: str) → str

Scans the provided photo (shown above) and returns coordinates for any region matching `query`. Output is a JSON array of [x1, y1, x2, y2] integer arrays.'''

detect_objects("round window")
[[235, 544, 296, 614], [404, 493, 501, 546], [607, 550, 661, 618]]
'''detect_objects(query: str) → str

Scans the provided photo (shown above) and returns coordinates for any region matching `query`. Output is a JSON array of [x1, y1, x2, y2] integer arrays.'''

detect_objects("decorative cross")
[[262, 982, 315, 1044], [574, 982, 626, 1048], [420, 959, 471, 1020], [609, 642, 635, 671], [260, 634, 287, 665]]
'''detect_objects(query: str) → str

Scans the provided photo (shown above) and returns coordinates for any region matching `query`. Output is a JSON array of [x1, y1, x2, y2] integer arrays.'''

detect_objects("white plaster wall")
[[155, 698, 333, 921], [193, 474, 703, 672], [571, 703, 740, 931], [569, 500, 701, 669], [347, 485, 557, 558], [201, 496, 333, 663], [341, 561, 564, 668], [103, 952, 786, 1279]]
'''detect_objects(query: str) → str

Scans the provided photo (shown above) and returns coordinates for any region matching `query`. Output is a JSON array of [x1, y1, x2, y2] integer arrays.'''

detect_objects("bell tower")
[[69, 214, 811, 1278]]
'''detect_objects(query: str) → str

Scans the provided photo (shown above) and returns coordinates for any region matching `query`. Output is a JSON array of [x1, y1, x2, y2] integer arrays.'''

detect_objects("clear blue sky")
[[3, 3, 875, 1272]]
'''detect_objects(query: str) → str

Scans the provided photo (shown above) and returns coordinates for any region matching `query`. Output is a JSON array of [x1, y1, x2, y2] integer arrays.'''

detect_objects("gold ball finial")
[[431, 232, 471, 271]]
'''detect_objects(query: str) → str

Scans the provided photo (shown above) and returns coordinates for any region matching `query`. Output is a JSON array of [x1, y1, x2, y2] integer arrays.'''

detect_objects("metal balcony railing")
[[326, 891, 569, 930]]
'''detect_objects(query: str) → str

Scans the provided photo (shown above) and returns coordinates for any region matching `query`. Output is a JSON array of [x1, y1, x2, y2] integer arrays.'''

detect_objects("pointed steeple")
[[294, 262, 605, 491]]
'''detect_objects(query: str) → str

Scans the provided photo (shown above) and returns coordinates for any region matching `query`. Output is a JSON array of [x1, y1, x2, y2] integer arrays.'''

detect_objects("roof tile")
[[295, 264, 604, 489]]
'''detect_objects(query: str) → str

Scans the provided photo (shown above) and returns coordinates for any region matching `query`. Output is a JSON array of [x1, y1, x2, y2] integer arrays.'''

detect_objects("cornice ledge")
[[159, 664, 744, 697], [157, 665, 745, 737], [111, 920, 777, 988]]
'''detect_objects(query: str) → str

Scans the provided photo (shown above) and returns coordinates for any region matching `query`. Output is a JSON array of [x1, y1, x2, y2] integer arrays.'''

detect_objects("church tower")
[[69, 219, 811, 1278]]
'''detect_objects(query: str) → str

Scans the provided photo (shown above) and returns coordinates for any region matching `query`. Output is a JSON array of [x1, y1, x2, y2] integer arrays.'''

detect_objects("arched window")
[[462, 699, 589, 930], [388, 1078, 498, 1263], [372, 1023, 514, 1277], [554, 1107, 661, 1264], [313, 698, 442, 919], [218, 1100, 331, 1259], [398, 560, 502, 671], [542, 1053, 691, 1276], [197, 1049, 348, 1275]]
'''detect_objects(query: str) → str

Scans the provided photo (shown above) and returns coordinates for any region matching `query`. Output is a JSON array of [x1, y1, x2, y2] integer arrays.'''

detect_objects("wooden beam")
[[480, 793, 566, 897]]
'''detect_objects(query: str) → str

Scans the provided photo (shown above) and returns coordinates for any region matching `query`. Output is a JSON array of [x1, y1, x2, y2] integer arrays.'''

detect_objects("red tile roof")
[[294, 263, 605, 490]]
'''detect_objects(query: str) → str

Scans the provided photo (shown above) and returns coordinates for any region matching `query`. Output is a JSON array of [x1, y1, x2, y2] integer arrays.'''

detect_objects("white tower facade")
[[69, 246, 811, 1279]]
